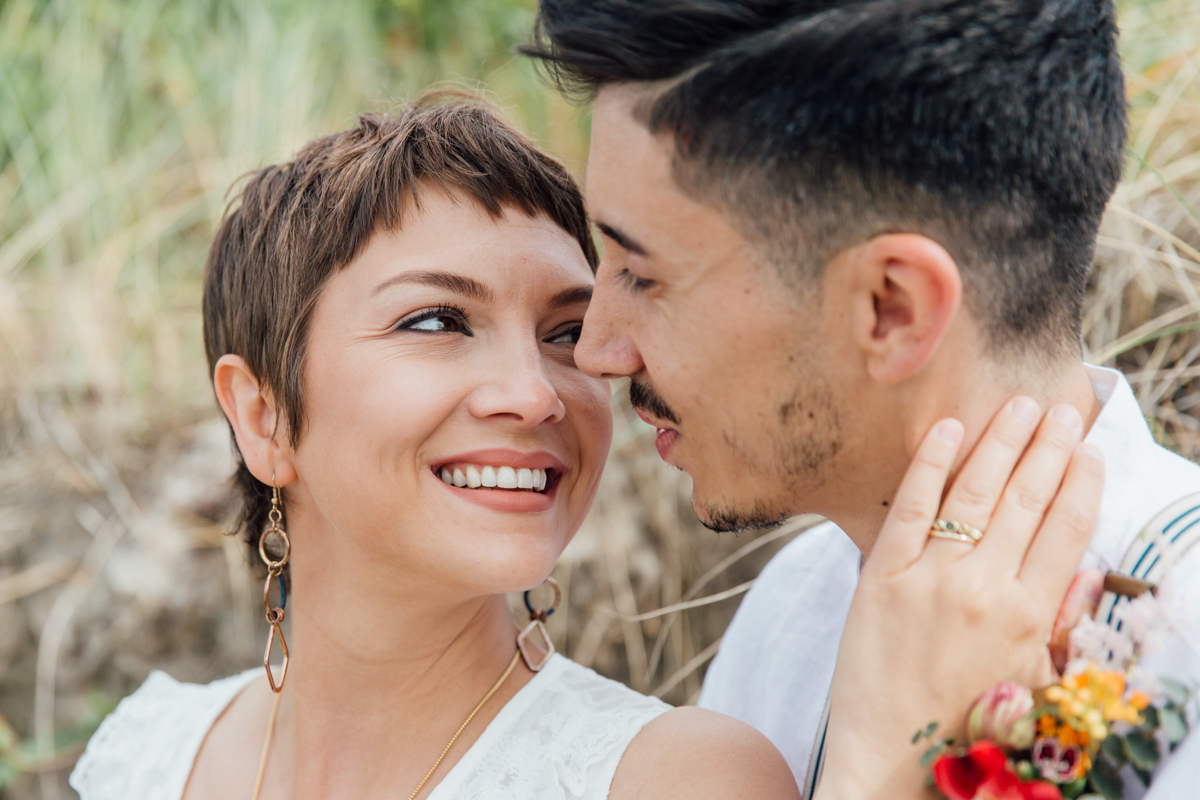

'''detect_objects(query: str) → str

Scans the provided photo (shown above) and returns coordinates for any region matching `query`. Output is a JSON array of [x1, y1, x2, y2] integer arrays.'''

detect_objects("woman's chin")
[[429, 535, 567, 598]]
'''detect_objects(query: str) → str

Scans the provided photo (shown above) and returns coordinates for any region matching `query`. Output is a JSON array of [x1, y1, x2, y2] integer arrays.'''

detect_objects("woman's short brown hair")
[[202, 92, 598, 571]]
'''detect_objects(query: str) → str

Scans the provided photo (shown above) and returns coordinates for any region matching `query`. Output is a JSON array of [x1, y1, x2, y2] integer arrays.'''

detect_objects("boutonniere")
[[916, 588, 1197, 800]]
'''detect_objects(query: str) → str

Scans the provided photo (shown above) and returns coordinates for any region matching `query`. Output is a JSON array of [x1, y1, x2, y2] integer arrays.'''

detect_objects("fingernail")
[[1051, 403, 1083, 431], [1077, 441, 1103, 460], [935, 419, 963, 444], [1010, 396, 1040, 428]]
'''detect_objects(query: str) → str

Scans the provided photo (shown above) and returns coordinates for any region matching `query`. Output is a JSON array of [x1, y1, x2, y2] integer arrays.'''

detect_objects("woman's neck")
[[265, 552, 535, 799]]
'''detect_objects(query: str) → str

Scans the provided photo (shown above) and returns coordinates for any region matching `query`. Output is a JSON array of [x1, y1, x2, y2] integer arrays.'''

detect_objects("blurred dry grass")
[[0, 0, 1197, 797]]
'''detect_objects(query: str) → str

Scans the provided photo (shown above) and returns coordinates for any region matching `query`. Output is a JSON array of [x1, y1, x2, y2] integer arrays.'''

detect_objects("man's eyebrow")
[[548, 285, 593, 309], [371, 271, 494, 302], [595, 222, 649, 256]]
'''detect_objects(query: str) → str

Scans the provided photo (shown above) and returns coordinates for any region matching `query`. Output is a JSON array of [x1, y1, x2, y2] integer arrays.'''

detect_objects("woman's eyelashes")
[[546, 324, 584, 345], [393, 306, 581, 346], [395, 304, 472, 335]]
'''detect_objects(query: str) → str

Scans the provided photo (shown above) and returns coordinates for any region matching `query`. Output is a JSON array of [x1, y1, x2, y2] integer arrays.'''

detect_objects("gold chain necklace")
[[251, 650, 522, 800]]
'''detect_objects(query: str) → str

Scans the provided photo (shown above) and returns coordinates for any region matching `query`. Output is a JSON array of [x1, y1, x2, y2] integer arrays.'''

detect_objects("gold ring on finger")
[[929, 518, 984, 545]]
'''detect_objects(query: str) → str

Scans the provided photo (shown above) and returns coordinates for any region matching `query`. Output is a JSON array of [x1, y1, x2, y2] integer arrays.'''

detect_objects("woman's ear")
[[213, 354, 298, 486], [841, 233, 963, 384]]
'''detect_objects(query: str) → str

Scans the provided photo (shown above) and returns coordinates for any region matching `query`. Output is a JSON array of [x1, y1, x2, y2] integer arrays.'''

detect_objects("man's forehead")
[[588, 84, 764, 282], [586, 88, 671, 240], [588, 85, 664, 167]]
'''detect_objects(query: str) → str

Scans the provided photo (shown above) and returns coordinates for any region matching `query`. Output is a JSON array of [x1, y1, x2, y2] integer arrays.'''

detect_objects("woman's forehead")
[[338, 197, 594, 300]]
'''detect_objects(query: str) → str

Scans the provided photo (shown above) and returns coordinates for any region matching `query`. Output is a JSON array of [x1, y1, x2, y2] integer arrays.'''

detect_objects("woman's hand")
[[816, 398, 1105, 799]]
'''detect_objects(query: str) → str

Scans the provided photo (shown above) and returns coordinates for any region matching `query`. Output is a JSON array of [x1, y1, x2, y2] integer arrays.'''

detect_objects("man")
[[524, 0, 1200, 796]]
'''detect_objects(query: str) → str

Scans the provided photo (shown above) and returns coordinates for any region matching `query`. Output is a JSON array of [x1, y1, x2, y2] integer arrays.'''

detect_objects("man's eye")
[[547, 324, 583, 345], [397, 306, 471, 335], [618, 268, 655, 292]]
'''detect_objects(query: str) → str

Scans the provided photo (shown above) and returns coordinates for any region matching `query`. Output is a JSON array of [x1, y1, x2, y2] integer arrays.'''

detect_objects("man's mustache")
[[629, 378, 681, 426]]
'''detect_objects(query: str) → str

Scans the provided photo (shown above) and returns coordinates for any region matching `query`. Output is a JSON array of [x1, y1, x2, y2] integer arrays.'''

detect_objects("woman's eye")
[[397, 306, 471, 335], [409, 315, 464, 333], [547, 324, 583, 345]]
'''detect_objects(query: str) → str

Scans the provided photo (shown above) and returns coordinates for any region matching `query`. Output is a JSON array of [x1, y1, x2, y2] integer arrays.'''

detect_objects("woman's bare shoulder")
[[609, 706, 801, 800]]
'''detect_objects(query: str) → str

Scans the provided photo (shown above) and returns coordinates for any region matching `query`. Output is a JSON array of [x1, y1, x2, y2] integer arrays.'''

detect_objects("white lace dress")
[[69, 654, 670, 800]]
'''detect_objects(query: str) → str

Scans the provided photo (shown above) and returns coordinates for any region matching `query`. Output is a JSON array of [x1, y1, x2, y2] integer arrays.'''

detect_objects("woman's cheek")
[[564, 374, 614, 494]]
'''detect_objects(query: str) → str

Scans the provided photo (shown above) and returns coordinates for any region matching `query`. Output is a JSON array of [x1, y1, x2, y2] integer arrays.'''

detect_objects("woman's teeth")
[[439, 465, 549, 492]]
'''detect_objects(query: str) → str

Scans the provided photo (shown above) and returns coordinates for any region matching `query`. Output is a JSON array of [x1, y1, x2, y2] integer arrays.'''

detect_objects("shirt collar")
[[1080, 364, 1200, 571]]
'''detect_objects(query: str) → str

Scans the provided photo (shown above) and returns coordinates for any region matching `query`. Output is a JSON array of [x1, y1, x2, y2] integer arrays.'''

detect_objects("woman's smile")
[[432, 448, 567, 513]]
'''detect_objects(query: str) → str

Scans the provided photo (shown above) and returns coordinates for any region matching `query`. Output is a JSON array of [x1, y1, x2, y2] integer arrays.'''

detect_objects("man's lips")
[[634, 409, 679, 462], [634, 407, 675, 432]]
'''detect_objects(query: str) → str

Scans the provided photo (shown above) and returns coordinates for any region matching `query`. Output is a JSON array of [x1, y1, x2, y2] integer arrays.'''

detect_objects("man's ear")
[[213, 354, 298, 486], [842, 233, 963, 384]]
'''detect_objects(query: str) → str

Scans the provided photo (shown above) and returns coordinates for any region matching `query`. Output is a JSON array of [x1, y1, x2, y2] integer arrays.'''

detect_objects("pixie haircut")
[[203, 93, 597, 568], [525, 0, 1128, 359]]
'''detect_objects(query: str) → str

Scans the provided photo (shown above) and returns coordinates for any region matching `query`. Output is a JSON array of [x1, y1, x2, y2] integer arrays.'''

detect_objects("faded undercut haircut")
[[524, 0, 1128, 360], [202, 92, 597, 570]]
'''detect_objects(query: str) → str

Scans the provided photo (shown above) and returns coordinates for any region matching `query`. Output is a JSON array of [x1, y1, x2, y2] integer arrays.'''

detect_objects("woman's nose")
[[468, 346, 567, 427]]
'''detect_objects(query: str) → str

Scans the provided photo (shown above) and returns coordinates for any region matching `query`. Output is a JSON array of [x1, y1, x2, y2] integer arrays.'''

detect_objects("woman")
[[70, 95, 1103, 800]]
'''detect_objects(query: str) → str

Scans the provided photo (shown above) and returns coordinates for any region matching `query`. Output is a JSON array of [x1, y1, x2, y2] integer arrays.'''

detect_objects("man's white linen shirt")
[[699, 365, 1200, 798]]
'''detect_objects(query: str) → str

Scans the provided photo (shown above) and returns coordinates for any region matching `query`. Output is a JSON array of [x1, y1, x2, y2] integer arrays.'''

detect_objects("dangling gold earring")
[[259, 475, 291, 693], [252, 474, 291, 799], [518, 577, 561, 671]]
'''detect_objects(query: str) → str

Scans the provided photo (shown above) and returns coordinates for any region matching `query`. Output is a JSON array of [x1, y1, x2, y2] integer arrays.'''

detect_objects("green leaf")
[[1099, 735, 1127, 766], [1088, 756, 1125, 800], [1122, 730, 1161, 771], [912, 729, 922, 745], [924, 721, 939, 739], [1140, 705, 1159, 730], [1062, 776, 1089, 798], [1162, 707, 1188, 744], [1159, 678, 1192, 707], [919, 742, 948, 769]]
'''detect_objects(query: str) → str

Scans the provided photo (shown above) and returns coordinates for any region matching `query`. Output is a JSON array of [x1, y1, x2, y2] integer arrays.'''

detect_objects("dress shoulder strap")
[[69, 669, 258, 800], [1099, 491, 1200, 627]]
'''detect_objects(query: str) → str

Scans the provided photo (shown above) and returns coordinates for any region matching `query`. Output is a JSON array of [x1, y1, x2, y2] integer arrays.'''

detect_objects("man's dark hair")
[[203, 91, 596, 572], [525, 0, 1128, 358]]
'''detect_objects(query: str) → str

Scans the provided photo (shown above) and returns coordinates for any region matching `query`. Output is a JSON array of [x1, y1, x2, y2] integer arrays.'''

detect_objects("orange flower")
[[1046, 665, 1144, 740], [1128, 691, 1151, 710]]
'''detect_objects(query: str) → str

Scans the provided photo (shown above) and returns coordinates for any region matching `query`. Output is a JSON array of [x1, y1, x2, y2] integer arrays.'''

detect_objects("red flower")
[[932, 742, 1062, 800]]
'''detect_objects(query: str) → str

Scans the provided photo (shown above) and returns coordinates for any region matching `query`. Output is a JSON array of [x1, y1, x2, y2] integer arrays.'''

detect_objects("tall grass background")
[[0, 0, 1197, 797]]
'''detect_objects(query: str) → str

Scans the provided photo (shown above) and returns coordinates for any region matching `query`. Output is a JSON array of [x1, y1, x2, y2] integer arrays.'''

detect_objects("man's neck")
[[833, 359, 1103, 556]]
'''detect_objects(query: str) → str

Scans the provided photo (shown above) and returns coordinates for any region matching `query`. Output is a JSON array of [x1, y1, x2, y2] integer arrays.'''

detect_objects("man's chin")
[[692, 493, 791, 533]]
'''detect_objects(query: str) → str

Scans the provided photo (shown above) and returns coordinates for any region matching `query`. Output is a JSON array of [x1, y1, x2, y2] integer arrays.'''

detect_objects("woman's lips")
[[437, 475, 558, 513], [430, 448, 565, 513]]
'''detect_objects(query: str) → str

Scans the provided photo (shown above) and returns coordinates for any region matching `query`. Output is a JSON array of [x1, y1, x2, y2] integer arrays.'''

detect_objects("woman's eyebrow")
[[549, 285, 593, 309], [371, 271, 494, 302]]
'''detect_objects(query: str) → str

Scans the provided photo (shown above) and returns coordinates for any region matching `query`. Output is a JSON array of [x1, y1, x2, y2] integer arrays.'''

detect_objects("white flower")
[[1125, 664, 1162, 702], [1069, 613, 1133, 670], [1112, 590, 1170, 655]]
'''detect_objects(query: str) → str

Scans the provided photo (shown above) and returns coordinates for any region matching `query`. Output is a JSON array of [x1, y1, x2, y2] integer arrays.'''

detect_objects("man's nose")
[[576, 280, 644, 380]]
